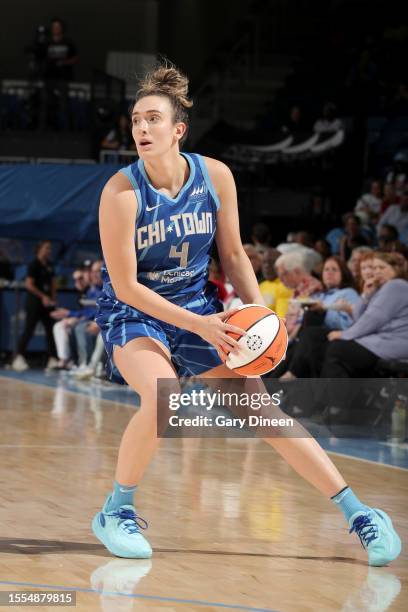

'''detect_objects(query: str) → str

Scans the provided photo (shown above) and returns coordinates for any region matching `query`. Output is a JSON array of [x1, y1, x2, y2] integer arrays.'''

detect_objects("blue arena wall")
[[0, 164, 121, 243]]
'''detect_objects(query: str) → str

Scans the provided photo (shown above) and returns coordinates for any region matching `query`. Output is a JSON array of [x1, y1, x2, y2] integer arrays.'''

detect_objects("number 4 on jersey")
[[169, 242, 189, 268]]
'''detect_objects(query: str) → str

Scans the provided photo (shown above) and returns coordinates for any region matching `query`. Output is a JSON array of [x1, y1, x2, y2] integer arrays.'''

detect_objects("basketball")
[[223, 304, 288, 376]]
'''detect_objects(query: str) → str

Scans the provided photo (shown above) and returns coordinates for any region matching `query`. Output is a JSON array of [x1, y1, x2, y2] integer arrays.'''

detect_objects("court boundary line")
[[0, 372, 137, 410], [324, 449, 408, 472], [0, 579, 278, 612], [1, 373, 407, 471]]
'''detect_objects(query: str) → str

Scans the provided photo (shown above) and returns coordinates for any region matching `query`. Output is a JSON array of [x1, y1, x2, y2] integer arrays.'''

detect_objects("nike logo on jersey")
[[146, 203, 162, 212]]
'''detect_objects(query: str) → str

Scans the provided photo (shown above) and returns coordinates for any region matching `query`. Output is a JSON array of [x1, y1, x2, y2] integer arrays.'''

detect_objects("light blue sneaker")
[[349, 508, 402, 566], [92, 495, 152, 559]]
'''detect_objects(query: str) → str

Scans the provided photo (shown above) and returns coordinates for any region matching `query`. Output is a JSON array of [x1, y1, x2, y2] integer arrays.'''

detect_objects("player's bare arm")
[[206, 157, 265, 306]]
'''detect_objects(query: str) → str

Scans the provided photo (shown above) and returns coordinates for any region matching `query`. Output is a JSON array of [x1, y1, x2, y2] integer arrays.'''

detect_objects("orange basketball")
[[223, 304, 288, 376]]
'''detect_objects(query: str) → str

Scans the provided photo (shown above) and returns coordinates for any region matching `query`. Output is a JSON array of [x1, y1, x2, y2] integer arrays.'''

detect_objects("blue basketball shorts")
[[95, 283, 224, 383]]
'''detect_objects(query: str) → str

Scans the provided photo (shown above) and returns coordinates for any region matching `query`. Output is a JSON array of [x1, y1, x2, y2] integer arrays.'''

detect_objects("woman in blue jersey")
[[92, 62, 401, 566]]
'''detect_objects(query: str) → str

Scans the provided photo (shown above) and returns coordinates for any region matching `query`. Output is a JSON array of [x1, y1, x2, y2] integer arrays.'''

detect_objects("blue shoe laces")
[[349, 513, 379, 548], [107, 508, 148, 535]]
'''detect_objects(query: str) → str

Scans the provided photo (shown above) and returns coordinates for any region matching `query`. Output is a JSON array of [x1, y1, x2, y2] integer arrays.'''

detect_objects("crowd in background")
[[11, 243, 105, 381], [210, 173, 408, 384], [4, 171, 408, 383]]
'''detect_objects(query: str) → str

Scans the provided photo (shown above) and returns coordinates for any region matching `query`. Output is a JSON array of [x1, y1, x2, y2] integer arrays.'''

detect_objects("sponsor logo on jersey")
[[146, 269, 195, 284]]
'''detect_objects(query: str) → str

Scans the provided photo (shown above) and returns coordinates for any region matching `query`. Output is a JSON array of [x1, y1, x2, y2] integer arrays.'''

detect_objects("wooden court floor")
[[0, 375, 406, 611]]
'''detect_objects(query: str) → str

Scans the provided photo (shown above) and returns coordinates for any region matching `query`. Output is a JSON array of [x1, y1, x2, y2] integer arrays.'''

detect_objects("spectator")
[[280, 256, 361, 379], [100, 114, 134, 151], [314, 238, 332, 260], [325, 253, 408, 378], [347, 246, 373, 286], [50, 268, 89, 368], [380, 182, 400, 214], [283, 105, 307, 134], [294, 231, 315, 248], [313, 102, 343, 134], [12, 240, 58, 372], [74, 333, 106, 380], [378, 224, 399, 252], [339, 213, 370, 261], [275, 249, 322, 297], [259, 248, 293, 318], [275, 249, 322, 339], [251, 222, 271, 255], [355, 179, 382, 217], [38, 18, 79, 130], [377, 189, 408, 244], [73, 260, 103, 370]]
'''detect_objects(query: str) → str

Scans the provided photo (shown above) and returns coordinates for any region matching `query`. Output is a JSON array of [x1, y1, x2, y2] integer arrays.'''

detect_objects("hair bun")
[[137, 60, 193, 110]]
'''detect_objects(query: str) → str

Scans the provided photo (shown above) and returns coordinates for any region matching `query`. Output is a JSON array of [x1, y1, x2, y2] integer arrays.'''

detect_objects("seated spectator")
[[313, 102, 343, 134], [280, 256, 361, 379], [100, 113, 135, 151], [51, 268, 89, 368], [324, 253, 408, 377], [347, 246, 373, 287], [73, 260, 103, 370], [74, 321, 105, 380], [314, 238, 332, 260], [251, 222, 271, 255], [294, 231, 315, 248], [259, 248, 293, 318], [377, 189, 408, 245], [378, 224, 399, 252], [275, 249, 322, 340], [355, 179, 382, 217], [51, 260, 102, 369], [12, 240, 58, 372], [339, 213, 370, 261], [380, 182, 400, 214]]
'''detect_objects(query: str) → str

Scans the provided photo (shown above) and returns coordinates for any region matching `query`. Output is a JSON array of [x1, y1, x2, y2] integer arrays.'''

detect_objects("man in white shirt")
[[377, 190, 408, 244], [355, 179, 382, 217]]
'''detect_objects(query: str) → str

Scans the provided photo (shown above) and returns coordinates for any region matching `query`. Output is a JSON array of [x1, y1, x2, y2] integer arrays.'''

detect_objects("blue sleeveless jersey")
[[101, 152, 220, 303]]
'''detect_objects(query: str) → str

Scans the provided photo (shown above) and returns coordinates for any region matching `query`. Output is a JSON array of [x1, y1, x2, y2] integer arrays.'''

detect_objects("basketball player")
[[93, 62, 401, 566]]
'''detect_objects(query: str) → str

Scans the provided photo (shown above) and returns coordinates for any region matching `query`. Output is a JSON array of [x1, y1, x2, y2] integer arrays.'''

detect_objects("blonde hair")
[[134, 60, 193, 144]]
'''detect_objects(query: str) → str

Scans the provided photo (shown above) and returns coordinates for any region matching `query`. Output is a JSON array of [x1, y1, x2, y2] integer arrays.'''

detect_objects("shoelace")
[[349, 514, 378, 548], [107, 508, 148, 535]]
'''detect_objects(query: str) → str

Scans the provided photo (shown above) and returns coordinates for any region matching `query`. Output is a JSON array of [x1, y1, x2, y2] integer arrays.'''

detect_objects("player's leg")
[[200, 363, 401, 566], [201, 364, 346, 496], [112, 336, 177, 485], [93, 336, 178, 559]]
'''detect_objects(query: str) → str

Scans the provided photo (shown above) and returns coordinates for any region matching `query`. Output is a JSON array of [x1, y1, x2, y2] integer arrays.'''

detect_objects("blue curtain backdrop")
[[0, 164, 121, 243]]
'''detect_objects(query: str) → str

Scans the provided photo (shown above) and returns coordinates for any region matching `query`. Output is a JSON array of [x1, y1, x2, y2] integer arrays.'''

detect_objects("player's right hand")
[[193, 309, 247, 358]]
